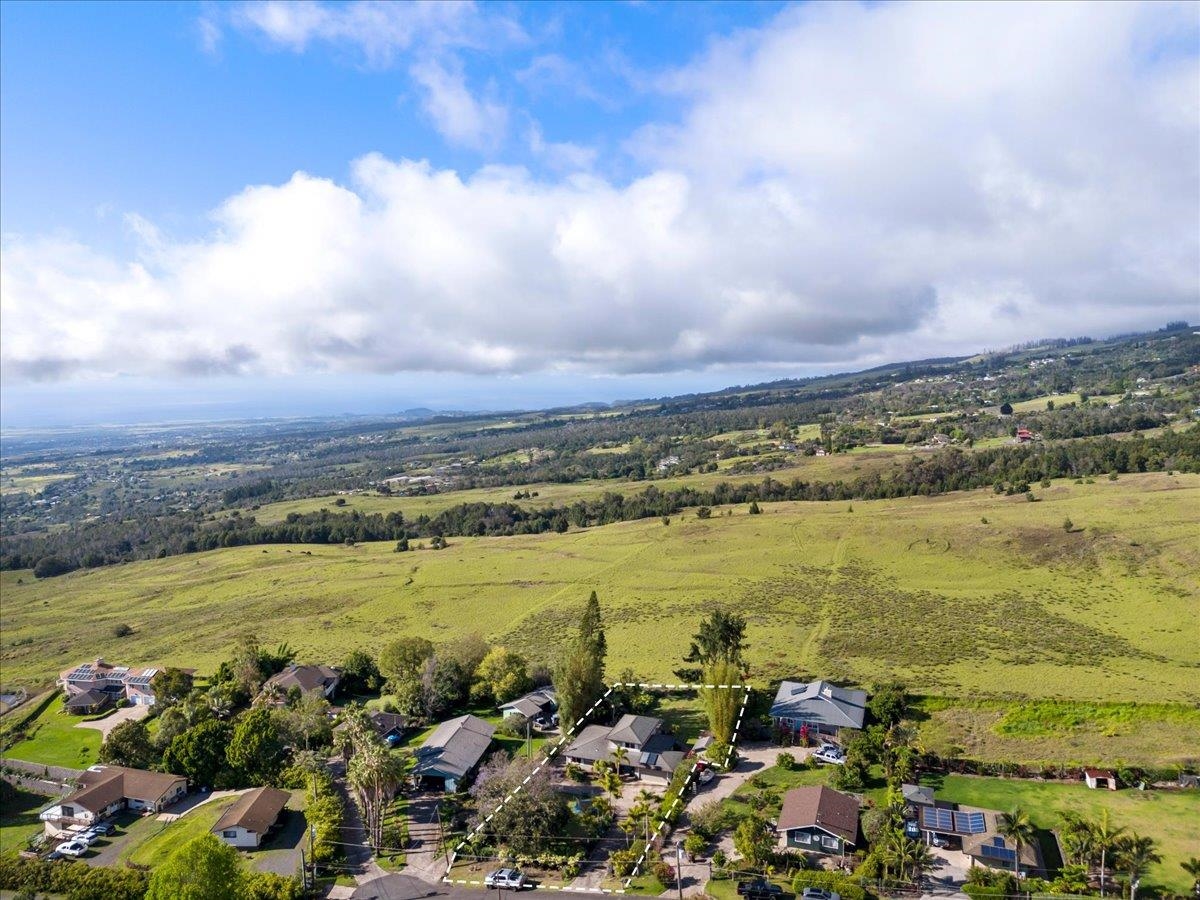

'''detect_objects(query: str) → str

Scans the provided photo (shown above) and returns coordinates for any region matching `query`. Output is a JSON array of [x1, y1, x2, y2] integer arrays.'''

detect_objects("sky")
[[2, 0, 1198, 427]]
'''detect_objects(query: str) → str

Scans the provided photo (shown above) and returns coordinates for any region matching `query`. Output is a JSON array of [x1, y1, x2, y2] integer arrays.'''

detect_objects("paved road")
[[75, 704, 150, 739]]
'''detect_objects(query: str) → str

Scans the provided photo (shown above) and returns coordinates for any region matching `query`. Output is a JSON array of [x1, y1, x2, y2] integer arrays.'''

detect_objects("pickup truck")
[[737, 879, 783, 899]]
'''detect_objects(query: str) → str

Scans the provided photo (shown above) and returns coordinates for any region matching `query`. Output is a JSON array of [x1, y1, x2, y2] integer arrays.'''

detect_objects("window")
[[792, 832, 811, 845], [223, 830, 238, 838], [822, 835, 839, 850]]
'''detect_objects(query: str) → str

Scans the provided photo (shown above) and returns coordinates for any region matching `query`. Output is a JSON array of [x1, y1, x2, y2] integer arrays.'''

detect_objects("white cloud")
[[410, 59, 509, 150], [527, 123, 597, 172], [3, 1, 1197, 383]]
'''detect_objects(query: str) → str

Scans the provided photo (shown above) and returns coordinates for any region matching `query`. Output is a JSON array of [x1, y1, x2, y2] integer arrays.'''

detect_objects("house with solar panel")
[[58, 659, 164, 709], [913, 798, 1041, 872], [769, 679, 867, 742], [563, 714, 686, 785]]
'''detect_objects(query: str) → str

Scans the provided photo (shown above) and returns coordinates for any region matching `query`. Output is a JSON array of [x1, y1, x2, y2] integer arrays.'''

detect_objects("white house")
[[212, 786, 290, 848], [40, 766, 187, 836]]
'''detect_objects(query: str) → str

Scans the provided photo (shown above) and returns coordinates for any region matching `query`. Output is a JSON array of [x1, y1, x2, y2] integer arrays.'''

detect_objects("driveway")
[[75, 704, 150, 740], [253, 807, 308, 875]]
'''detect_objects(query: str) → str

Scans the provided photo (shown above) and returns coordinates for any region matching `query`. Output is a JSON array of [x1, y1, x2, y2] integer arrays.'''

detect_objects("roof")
[[66, 766, 187, 814], [265, 664, 340, 694], [368, 711, 408, 737], [498, 688, 557, 719], [414, 714, 495, 780], [607, 715, 661, 746], [1083, 768, 1116, 779], [564, 724, 618, 764], [213, 787, 290, 835], [959, 807, 1039, 868], [66, 689, 112, 709], [901, 783, 935, 807], [769, 680, 867, 730], [776, 786, 860, 843]]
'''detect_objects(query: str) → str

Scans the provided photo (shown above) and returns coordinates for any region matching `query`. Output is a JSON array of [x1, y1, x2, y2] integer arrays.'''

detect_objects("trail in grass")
[[793, 527, 850, 670]]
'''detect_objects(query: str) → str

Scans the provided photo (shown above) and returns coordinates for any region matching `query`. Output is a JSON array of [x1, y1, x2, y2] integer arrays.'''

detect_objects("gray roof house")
[[564, 715, 685, 784], [498, 688, 557, 721], [263, 664, 340, 700], [769, 680, 867, 737], [413, 714, 496, 791]]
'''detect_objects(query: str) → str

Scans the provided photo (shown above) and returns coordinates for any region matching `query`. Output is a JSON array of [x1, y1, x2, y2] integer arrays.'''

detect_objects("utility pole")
[[309, 824, 317, 888], [527, 718, 532, 759], [300, 849, 308, 890], [676, 839, 684, 900]]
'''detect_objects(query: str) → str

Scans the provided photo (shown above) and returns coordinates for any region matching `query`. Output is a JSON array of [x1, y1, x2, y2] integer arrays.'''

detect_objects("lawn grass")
[[720, 764, 834, 822], [0, 786, 49, 854], [925, 774, 1200, 893], [2, 695, 102, 767], [2, 474, 1197, 768], [119, 795, 241, 867]]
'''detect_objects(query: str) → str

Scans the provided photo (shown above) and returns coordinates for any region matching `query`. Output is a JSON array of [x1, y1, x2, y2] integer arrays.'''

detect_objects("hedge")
[[792, 870, 875, 900]]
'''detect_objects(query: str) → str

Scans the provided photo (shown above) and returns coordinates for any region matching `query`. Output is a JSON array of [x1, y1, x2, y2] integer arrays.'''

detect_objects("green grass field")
[[2, 695, 102, 767], [2, 474, 1197, 762], [0, 787, 47, 854], [118, 795, 242, 866], [928, 774, 1199, 893]]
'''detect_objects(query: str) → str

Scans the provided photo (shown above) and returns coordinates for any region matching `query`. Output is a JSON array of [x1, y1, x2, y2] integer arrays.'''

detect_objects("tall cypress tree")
[[556, 592, 607, 731]]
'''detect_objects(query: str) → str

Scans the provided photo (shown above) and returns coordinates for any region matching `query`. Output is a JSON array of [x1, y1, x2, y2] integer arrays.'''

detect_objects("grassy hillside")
[[3, 474, 1197, 726]]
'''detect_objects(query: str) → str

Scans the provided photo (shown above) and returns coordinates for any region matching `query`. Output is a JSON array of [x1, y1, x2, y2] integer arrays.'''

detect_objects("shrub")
[[776, 751, 796, 770], [33, 556, 72, 578], [112, 623, 134, 637], [697, 507, 712, 519], [792, 870, 873, 900]]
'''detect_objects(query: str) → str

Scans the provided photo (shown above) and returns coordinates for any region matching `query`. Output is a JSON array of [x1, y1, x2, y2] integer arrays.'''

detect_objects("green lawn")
[[2, 474, 1198, 767], [927, 774, 1200, 893], [2, 696, 102, 767], [0, 786, 49, 854], [119, 795, 241, 867]]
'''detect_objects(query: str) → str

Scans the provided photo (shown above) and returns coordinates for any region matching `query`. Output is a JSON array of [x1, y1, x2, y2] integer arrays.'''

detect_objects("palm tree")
[[1058, 811, 1096, 867], [602, 769, 623, 801], [1180, 858, 1200, 898], [998, 807, 1035, 881], [1118, 834, 1161, 900], [611, 746, 629, 775], [348, 740, 409, 850], [1094, 808, 1126, 897]]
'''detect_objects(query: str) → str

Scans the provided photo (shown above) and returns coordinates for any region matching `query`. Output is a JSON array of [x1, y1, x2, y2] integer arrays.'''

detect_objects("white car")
[[484, 868, 528, 890], [57, 840, 89, 857], [813, 745, 846, 765]]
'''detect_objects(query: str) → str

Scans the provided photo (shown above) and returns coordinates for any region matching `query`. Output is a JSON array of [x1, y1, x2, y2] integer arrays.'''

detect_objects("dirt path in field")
[[793, 529, 850, 668]]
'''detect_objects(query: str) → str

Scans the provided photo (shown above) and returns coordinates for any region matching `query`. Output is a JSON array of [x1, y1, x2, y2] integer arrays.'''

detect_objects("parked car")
[[930, 834, 949, 849], [44, 849, 65, 861], [57, 840, 88, 858], [813, 745, 846, 765], [737, 879, 783, 899], [91, 821, 116, 836], [697, 767, 715, 784], [76, 830, 101, 846], [484, 868, 528, 890], [801, 889, 841, 900]]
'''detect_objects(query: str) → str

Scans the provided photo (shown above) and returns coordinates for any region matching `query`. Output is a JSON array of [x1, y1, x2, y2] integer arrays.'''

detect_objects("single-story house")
[[59, 658, 165, 707], [917, 804, 1040, 871], [769, 680, 867, 740], [498, 688, 557, 721], [776, 786, 860, 857], [1178, 773, 1199, 789], [263, 664, 340, 700], [564, 714, 685, 785], [1083, 768, 1118, 791], [39, 765, 187, 835], [212, 786, 290, 848], [414, 714, 496, 791], [65, 688, 114, 715]]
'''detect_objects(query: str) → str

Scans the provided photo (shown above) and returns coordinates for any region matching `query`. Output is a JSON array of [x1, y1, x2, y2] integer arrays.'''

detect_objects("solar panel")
[[954, 811, 987, 834], [979, 843, 1016, 863], [920, 807, 954, 831]]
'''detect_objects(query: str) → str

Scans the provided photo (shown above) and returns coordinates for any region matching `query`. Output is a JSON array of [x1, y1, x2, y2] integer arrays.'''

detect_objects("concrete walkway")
[[75, 704, 150, 740], [156, 788, 247, 822]]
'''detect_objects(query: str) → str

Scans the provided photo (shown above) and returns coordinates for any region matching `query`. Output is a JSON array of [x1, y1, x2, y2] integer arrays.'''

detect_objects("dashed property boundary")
[[443, 681, 753, 895]]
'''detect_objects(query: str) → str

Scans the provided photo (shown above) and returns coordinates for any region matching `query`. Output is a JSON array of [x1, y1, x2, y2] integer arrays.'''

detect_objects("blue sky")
[[1, 1, 1197, 426]]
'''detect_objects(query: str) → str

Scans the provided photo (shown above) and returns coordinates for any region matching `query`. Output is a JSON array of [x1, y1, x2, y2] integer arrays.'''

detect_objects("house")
[[65, 689, 114, 715], [413, 714, 496, 791], [776, 786, 860, 857], [1016, 428, 1034, 442], [1083, 768, 1118, 791], [900, 783, 935, 809], [563, 714, 685, 785], [59, 659, 164, 707], [928, 434, 952, 447], [916, 803, 1040, 871], [498, 688, 557, 722], [334, 711, 408, 746], [769, 680, 867, 740], [39, 765, 187, 836], [262, 664, 340, 700], [656, 455, 681, 472], [212, 786, 290, 848]]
